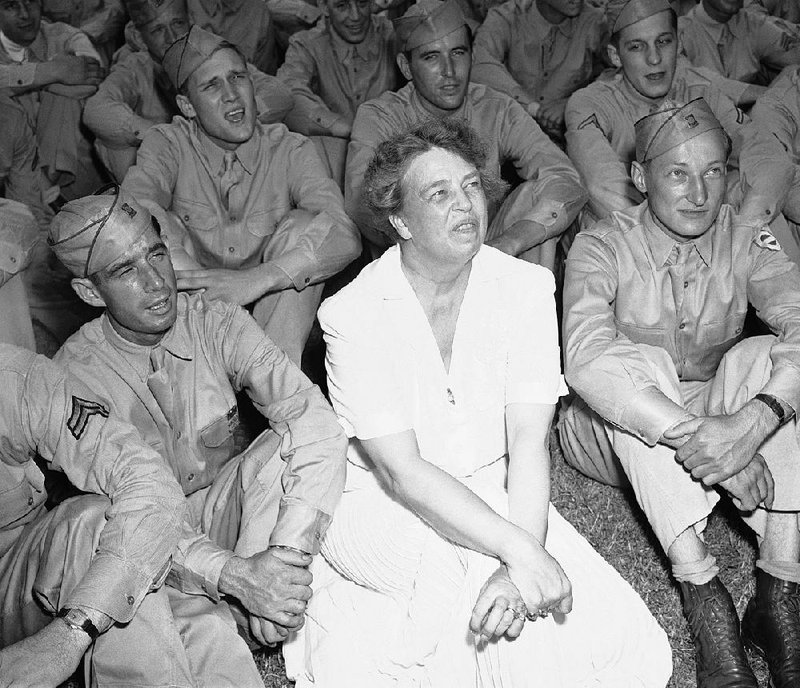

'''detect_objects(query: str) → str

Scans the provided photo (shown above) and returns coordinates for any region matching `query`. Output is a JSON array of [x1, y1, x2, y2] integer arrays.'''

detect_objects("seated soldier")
[[0, 200, 38, 348], [51, 187, 348, 681], [0, 0, 107, 200], [471, 0, 609, 141], [345, 0, 587, 269], [740, 66, 800, 255], [40, 0, 125, 63], [559, 97, 800, 688], [0, 344, 184, 687], [84, 0, 293, 182], [679, 0, 800, 86], [276, 0, 400, 187], [122, 26, 360, 364], [565, 0, 762, 224]]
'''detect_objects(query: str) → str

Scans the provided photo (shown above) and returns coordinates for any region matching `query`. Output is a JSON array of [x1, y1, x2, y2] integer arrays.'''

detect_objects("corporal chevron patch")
[[67, 396, 109, 439], [577, 113, 605, 136]]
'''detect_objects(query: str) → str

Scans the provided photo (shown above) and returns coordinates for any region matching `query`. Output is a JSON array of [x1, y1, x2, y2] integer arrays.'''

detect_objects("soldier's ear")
[[71, 277, 107, 309], [397, 52, 413, 82], [631, 161, 648, 194], [607, 43, 621, 69], [176, 93, 196, 119], [389, 214, 412, 240]]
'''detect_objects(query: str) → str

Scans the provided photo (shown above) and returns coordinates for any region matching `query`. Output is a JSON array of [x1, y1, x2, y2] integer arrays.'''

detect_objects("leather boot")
[[679, 577, 758, 688], [742, 569, 800, 688]]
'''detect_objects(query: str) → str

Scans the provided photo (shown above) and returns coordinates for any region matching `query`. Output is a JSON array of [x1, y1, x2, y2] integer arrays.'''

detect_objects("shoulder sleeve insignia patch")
[[577, 113, 605, 136], [67, 396, 110, 440], [755, 228, 781, 251]]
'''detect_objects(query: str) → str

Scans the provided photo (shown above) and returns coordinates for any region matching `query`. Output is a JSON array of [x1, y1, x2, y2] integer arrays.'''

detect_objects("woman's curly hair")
[[362, 118, 509, 242]]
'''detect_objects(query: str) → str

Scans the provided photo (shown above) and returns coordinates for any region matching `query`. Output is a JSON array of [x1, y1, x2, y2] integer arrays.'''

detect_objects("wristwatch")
[[57, 608, 100, 639]]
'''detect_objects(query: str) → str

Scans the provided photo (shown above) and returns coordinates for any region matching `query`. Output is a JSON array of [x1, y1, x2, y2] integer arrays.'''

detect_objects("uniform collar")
[[642, 203, 714, 268], [694, 2, 743, 39], [193, 119, 260, 176], [100, 301, 194, 381], [529, 1, 576, 39], [408, 81, 472, 119], [329, 17, 381, 61]]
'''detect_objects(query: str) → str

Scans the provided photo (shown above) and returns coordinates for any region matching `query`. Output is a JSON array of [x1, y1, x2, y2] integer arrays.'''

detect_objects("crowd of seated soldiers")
[[3, 0, 800, 685]]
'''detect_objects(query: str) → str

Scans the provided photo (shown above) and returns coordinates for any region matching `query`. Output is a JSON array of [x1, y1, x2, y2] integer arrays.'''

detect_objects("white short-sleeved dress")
[[284, 245, 672, 687]]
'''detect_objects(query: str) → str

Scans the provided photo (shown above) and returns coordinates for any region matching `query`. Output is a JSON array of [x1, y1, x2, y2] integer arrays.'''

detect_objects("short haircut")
[[363, 117, 508, 242], [609, 8, 677, 48]]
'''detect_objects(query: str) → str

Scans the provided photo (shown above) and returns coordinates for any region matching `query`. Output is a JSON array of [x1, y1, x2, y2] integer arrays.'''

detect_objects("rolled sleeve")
[[215, 304, 347, 552], [168, 525, 236, 600]]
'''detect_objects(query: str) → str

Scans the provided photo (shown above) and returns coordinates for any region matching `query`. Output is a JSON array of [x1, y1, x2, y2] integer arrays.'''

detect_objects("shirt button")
[[27, 496, 33, 505], [127, 596, 135, 605], [175, 430, 182, 439], [304, 277, 310, 284], [538, 95, 545, 101], [230, 215, 237, 222], [183, 214, 190, 221], [16, 79, 22, 85], [683, 281, 688, 288], [10, 256, 16, 263], [679, 322, 686, 330], [228, 246, 235, 253], [551, 212, 558, 218], [187, 473, 195, 482]]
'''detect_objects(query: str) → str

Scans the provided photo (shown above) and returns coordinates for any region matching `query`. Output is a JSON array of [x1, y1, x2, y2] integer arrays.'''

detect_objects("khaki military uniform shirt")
[[679, 3, 800, 85], [746, 0, 800, 24], [122, 117, 360, 288], [563, 202, 800, 445], [277, 16, 398, 136], [84, 51, 293, 148], [472, 0, 608, 111], [0, 20, 99, 90], [565, 59, 749, 219], [56, 294, 346, 599], [0, 344, 184, 623], [740, 65, 800, 224], [345, 81, 586, 245], [189, 0, 278, 74]]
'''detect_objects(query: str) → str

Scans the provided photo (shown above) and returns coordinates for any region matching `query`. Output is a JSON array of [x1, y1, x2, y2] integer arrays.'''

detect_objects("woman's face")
[[393, 148, 488, 266]]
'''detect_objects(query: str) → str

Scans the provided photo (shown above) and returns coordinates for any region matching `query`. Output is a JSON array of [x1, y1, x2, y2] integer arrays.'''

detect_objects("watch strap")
[[754, 393, 786, 425], [57, 607, 100, 640]]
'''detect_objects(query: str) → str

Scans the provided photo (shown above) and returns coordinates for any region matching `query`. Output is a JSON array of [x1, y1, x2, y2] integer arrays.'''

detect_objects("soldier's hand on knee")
[[218, 547, 313, 625], [719, 453, 775, 511], [670, 406, 773, 485]]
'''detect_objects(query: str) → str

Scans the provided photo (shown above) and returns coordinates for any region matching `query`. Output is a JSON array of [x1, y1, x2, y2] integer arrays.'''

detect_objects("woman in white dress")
[[284, 118, 673, 687]]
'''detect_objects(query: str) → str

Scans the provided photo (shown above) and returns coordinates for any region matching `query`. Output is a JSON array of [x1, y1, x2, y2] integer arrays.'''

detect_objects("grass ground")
[[251, 426, 771, 688]]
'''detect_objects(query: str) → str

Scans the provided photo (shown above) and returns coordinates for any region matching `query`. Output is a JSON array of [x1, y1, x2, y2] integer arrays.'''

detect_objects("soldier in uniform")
[[122, 26, 361, 364], [50, 186, 347, 684], [277, 0, 400, 187], [560, 98, 800, 688], [84, 0, 293, 182], [564, 0, 771, 225], [0, 345, 184, 687], [679, 0, 800, 86], [471, 0, 609, 140]]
